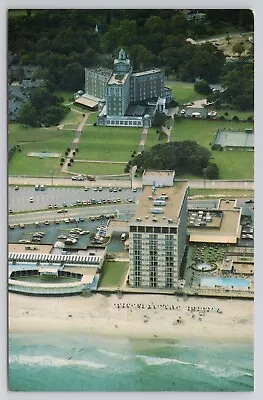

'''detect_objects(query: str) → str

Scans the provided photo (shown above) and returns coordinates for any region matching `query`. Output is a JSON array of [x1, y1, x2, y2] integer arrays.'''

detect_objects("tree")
[[60, 62, 84, 91], [232, 43, 245, 57], [18, 101, 39, 127], [169, 13, 188, 34], [152, 112, 166, 128], [194, 80, 212, 95], [131, 140, 212, 176], [206, 162, 219, 179]]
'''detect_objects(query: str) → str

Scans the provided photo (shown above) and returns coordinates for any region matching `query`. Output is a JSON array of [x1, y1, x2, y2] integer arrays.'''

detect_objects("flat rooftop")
[[143, 170, 175, 178], [8, 244, 53, 254], [108, 72, 129, 85], [132, 69, 161, 77], [218, 199, 237, 210], [131, 182, 188, 225], [188, 209, 242, 244]]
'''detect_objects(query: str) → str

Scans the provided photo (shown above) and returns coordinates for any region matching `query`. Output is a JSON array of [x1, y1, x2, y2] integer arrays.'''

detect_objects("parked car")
[[14, 186, 19, 190], [35, 185, 40, 191], [40, 185, 45, 191], [29, 197, 34, 203]]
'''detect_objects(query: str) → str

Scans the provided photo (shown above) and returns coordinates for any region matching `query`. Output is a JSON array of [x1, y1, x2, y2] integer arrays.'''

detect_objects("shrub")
[[60, 157, 65, 162], [232, 115, 239, 121], [67, 162, 71, 167], [211, 144, 223, 151], [219, 115, 225, 120]]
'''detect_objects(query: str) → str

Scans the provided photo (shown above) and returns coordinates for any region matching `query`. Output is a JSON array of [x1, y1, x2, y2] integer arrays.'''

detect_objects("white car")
[[29, 197, 34, 203]]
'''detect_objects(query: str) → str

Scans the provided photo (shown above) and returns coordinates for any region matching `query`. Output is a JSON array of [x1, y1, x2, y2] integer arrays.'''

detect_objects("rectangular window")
[[170, 227, 177, 234], [138, 226, 145, 233], [130, 226, 137, 232], [146, 226, 153, 233], [154, 227, 161, 233], [162, 227, 169, 233]]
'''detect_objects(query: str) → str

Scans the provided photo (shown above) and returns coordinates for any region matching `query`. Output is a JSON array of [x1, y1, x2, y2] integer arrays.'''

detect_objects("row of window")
[[105, 119, 143, 126], [130, 226, 177, 234]]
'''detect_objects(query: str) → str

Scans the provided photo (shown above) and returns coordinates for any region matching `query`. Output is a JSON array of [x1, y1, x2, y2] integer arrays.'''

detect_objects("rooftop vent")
[[152, 217, 157, 222], [136, 217, 141, 222], [145, 215, 149, 219], [168, 219, 173, 223]]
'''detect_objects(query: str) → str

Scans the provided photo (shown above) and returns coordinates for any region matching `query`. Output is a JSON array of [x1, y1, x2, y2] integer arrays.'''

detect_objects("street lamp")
[[202, 168, 207, 189]]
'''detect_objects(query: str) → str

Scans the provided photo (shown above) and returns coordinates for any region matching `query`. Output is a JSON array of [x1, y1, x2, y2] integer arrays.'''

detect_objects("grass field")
[[54, 91, 74, 105], [206, 108, 254, 120], [8, 124, 74, 176], [98, 261, 129, 288], [78, 126, 141, 162], [171, 119, 254, 179], [188, 189, 254, 198], [86, 113, 98, 124], [70, 162, 126, 176], [165, 81, 205, 105], [60, 109, 83, 126], [213, 151, 254, 179], [144, 128, 168, 149], [8, 154, 62, 176]]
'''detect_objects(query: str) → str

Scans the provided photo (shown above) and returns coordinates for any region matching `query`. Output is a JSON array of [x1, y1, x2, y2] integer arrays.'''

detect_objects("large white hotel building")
[[129, 171, 188, 289]]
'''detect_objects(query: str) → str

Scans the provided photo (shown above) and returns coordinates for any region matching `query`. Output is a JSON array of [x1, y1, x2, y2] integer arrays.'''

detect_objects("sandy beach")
[[9, 293, 253, 343]]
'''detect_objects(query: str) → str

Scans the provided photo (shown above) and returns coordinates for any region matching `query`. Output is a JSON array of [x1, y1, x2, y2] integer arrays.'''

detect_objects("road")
[[8, 204, 136, 225], [9, 185, 254, 214], [8, 186, 140, 213], [8, 176, 254, 190], [8, 197, 253, 225]]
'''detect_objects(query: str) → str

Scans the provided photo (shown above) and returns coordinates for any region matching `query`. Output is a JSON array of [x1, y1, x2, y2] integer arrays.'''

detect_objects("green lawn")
[[8, 124, 74, 176], [188, 189, 254, 197], [172, 119, 254, 146], [8, 153, 63, 176], [70, 162, 126, 176], [87, 113, 98, 124], [165, 81, 205, 105], [207, 108, 254, 120], [78, 126, 141, 161], [171, 119, 254, 179], [98, 261, 129, 288], [60, 109, 83, 126], [213, 151, 254, 180], [54, 91, 74, 105]]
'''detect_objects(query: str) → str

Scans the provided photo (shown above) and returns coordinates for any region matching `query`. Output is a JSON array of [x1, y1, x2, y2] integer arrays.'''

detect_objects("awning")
[[75, 97, 98, 109]]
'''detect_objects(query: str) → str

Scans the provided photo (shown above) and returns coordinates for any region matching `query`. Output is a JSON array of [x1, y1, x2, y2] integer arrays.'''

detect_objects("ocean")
[[8, 333, 254, 392]]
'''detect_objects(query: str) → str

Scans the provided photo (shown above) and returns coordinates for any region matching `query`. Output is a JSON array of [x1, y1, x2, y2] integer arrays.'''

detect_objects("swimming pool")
[[200, 277, 250, 289]]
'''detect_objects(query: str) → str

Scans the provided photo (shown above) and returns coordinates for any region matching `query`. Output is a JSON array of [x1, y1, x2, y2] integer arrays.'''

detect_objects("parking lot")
[[8, 186, 142, 212]]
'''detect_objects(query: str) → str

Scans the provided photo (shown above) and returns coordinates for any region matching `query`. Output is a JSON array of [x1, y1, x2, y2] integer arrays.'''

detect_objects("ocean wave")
[[195, 363, 254, 379], [9, 354, 106, 370], [97, 348, 131, 361], [136, 354, 192, 366]]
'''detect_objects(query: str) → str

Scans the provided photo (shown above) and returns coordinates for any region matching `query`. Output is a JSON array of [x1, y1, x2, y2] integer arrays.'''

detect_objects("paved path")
[[162, 126, 171, 143], [61, 113, 89, 174], [74, 159, 126, 164], [137, 127, 148, 153]]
